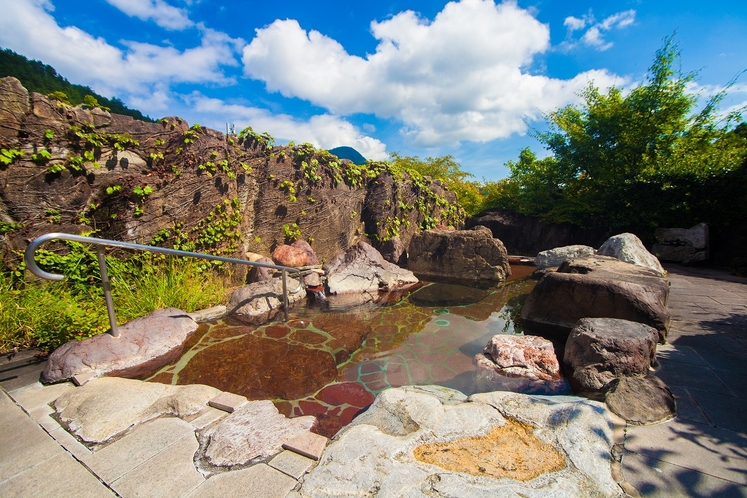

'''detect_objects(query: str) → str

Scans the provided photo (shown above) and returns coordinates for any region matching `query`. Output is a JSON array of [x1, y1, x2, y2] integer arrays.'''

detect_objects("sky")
[[0, 0, 745, 180]]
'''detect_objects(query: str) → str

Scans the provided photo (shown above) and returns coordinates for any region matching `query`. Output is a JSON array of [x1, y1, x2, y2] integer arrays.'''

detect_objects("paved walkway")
[[1, 263, 746, 497], [621, 264, 747, 497]]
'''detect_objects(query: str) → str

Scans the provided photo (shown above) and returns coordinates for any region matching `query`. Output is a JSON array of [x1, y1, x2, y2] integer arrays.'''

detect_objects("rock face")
[[653, 223, 709, 264], [535, 244, 596, 269], [227, 276, 305, 324], [300, 386, 622, 497], [324, 241, 418, 295], [43, 308, 199, 383], [53, 377, 219, 443], [201, 400, 317, 467], [473, 335, 570, 395], [563, 318, 659, 397], [407, 226, 511, 284], [521, 256, 671, 341], [466, 208, 608, 255], [598, 233, 665, 276], [604, 375, 676, 425], [0, 77, 460, 268]]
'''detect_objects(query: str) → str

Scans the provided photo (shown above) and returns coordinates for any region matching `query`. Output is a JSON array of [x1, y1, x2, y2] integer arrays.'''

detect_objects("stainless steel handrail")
[[24, 232, 304, 337]]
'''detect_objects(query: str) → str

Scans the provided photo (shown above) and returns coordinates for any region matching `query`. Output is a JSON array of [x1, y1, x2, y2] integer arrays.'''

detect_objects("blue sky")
[[1, 0, 745, 180]]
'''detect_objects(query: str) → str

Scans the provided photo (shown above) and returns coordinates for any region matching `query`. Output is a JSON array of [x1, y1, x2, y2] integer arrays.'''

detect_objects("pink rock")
[[291, 240, 319, 265], [272, 244, 309, 267], [474, 335, 570, 395]]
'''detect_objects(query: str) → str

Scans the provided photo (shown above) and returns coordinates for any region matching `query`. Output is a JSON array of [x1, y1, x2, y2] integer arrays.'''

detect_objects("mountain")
[[328, 146, 367, 165], [0, 48, 154, 122]]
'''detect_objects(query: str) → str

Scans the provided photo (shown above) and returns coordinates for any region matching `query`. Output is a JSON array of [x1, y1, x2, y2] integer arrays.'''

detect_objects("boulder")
[[535, 244, 596, 269], [407, 226, 511, 284], [598, 233, 665, 276], [272, 244, 309, 267], [324, 241, 418, 295], [43, 308, 199, 383], [291, 239, 319, 265], [653, 223, 709, 264], [227, 276, 305, 324], [53, 377, 219, 443], [201, 400, 317, 467], [564, 318, 659, 397], [300, 386, 621, 497], [521, 256, 671, 342], [604, 375, 676, 425], [247, 256, 275, 283], [379, 236, 407, 266], [473, 335, 570, 395]]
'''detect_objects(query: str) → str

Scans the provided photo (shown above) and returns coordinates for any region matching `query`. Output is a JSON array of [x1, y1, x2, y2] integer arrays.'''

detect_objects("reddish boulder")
[[473, 335, 569, 394], [291, 239, 319, 265], [272, 244, 310, 267]]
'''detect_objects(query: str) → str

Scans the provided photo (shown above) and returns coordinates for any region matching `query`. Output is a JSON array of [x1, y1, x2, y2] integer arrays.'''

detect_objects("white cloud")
[[241, 0, 618, 146], [104, 0, 193, 30], [183, 94, 389, 160], [0, 0, 243, 104], [562, 9, 636, 52]]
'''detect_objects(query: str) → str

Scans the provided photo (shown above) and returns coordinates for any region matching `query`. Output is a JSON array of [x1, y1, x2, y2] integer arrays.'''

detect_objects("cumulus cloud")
[[562, 9, 636, 51], [104, 0, 193, 30], [0, 0, 243, 104], [242, 0, 618, 146], [183, 94, 388, 160]]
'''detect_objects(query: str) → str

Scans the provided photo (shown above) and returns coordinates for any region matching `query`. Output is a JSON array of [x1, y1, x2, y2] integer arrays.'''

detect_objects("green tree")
[[497, 36, 746, 233]]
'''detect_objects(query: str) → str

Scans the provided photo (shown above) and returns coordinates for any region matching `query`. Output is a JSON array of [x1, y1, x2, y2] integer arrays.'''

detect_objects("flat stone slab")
[[282, 431, 328, 460], [54, 377, 219, 443], [43, 308, 199, 383], [300, 386, 622, 497], [208, 392, 247, 413], [201, 400, 317, 467]]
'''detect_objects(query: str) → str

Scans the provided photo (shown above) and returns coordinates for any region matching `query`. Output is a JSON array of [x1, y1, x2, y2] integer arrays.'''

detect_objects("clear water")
[[145, 266, 539, 436]]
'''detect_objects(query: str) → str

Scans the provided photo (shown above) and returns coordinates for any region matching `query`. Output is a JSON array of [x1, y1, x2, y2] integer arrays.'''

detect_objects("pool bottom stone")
[[145, 278, 540, 438]]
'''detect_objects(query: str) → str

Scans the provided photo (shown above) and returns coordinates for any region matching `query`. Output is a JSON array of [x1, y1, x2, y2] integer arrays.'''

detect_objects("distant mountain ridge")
[[0, 48, 154, 122], [328, 146, 367, 165]]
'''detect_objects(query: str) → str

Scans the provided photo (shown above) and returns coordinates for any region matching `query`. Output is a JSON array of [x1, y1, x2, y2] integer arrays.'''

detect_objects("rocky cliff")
[[0, 77, 461, 268]]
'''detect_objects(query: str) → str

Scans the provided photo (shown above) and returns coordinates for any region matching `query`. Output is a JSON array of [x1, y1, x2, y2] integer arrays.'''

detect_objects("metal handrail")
[[24, 232, 304, 337]]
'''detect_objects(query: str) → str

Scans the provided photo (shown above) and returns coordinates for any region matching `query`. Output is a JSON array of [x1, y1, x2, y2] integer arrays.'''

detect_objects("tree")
[[496, 35, 746, 234]]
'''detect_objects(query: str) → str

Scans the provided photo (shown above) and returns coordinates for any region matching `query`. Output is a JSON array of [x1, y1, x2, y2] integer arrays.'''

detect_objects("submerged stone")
[[177, 334, 337, 400], [408, 282, 489, 307]]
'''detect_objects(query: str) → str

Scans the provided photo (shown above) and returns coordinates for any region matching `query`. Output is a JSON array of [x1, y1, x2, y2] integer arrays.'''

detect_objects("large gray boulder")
[[652, 223, 709, 264], [300, 386, 622, 497], [227, 276, 305, 324], [43, 308, 199, 383], [535, 244, 596, 269], [407, 226, 511, 284], [598, 233, 665, 276], [53, 377, 219, 443], [324, 241, 418, 295], [564, 318, 659, 397], [521, 256, 671, 342]]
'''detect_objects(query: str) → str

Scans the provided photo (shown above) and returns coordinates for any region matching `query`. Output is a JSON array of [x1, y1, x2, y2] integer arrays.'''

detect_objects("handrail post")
[[97, 247, 119, 338], [282, 269, 289, 322]]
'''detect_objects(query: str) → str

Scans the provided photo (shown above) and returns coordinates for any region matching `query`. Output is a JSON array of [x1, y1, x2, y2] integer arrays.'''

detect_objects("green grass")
[[0, 256, 230, 353]]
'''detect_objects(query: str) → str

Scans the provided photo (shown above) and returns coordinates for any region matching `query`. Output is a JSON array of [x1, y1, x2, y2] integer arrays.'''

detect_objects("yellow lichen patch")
[[413, 418, 566, 481]]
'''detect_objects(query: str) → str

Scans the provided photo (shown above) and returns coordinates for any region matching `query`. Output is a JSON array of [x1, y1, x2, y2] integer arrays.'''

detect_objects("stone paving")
[[621, 264, 747, 497], [0, 263, 746, 497]]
